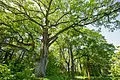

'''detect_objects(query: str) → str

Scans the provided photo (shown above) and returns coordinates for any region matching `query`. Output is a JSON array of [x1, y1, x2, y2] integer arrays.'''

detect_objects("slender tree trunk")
[[87, 68, 90, 80], [60, 48, 71, 78], [67, 48, 71, 78], [87, 57, 90, 80], [79, 60, 82, 72], [76, 60, 79, 72], [69, 45, 75, 80], [35, 28, 49, 77], [67, 62, 70, 78]]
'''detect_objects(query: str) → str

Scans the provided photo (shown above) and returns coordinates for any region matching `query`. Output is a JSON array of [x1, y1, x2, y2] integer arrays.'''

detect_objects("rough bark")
[[35, 28, 49, 77]]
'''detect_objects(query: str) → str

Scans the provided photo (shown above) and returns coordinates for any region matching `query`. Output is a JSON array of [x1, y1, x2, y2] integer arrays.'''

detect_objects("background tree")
[[55, 27, 115, 80], [111, 51, 120, 77]]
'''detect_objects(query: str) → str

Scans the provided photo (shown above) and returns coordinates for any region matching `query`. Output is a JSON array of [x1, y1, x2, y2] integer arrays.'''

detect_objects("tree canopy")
[[0, 0, 120, 79]]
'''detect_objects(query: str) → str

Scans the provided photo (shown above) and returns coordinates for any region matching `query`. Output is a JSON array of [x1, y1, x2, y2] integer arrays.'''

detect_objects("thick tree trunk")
[[35, 28, 49, 77]]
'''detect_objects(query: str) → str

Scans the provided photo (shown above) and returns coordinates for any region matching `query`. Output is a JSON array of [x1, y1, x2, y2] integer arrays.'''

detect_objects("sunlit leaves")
[[111, 52, 120, 76]]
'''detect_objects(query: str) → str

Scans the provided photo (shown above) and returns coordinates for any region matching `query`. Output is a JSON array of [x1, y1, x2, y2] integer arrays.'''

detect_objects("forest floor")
[[40, 76, 120, 80]]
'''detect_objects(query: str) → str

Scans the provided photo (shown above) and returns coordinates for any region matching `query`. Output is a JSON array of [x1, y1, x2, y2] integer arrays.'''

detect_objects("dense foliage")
[[111, 51, 120, 77], [0, 0, 120, 80]]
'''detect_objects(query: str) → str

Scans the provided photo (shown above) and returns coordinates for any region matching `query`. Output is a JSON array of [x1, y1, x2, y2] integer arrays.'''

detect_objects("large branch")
[[33, 0, 45, 17], [15, 2, 44, 28], [0, 42, 29, 51], [49, 8, 59, 14], [45, 0, 53, 26], [50, 12, 69, 28], [39, 0, 48, 9], [0, 1, 44, 28], [84, 8, 120, 25], [56, 12, 69, 24], [49, 7, 120, 41], [0, 22, 35, 48], [49, 23, 76, 41], [48, 36, 57, 46], [50, 21, 70, 27], [11, 17, 37, 22]]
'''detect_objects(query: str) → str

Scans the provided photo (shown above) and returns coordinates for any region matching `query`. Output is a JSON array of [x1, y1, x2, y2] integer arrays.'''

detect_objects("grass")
[[75, 76, 120, 80], [39, 76, 120, 80]]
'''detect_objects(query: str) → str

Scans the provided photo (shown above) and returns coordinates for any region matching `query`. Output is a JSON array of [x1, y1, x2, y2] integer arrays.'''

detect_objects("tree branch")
[[49, 7, 59, 14], [39, 0, 48, 9], [15, 3, 44, 28], [48, 36, 58, 46], [57, 12, 69, 23], [33, 0, 45, 17], [50, 21, 70, 27], [0, 42, 29, 51], [45, 0, 53, 26], [49, 7, 120, 41], [0, 1, 44, 28]]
